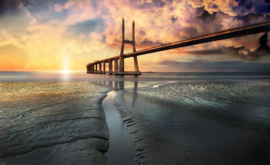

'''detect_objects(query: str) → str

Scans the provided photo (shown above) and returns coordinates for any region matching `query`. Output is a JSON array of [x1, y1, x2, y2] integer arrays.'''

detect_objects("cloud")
[[0, 44, 30, 70], [180, 49, 225, 55], [0, 0, 32, 40], [222, 32, 270, 60], [158, 60, 270, 72], [171, 15, 178, 23], [2, 0, 270, 71], [196, 8, 216, 21], [0, 0, 33, 15], [27, 0, 69, 23], [67, 18, 105, 36], [187, 0, 239, 16]]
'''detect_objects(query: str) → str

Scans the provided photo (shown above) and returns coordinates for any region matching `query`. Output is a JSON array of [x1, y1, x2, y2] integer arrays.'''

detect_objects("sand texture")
[[0, 82, 111, 165], [114, 81, 270, 165]]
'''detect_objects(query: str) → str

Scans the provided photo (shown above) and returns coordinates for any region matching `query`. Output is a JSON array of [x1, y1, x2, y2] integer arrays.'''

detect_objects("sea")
[[1, 71, 270, 165]]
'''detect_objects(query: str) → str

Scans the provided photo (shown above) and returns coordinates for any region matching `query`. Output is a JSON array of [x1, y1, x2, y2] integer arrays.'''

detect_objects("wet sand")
[[114, 80, 270, 165], [0, 82, 111, 165], [2, 79, 270, 165]]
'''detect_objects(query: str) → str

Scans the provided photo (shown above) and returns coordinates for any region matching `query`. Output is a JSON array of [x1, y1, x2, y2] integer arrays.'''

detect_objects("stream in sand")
[[102, 90, 137, 165]]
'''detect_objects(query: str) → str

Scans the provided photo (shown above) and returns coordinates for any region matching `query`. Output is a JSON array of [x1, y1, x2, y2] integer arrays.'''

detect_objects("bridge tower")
[[117, 18, 140, 75]]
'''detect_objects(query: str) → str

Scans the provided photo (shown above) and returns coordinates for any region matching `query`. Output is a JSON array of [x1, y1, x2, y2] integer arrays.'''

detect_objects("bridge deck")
[[87, 21, 270, 67]]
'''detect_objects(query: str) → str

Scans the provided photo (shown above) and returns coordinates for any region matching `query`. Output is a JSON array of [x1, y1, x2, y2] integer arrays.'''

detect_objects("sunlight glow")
[[59, 70, 73, 74], [60, 50, 71, 74]]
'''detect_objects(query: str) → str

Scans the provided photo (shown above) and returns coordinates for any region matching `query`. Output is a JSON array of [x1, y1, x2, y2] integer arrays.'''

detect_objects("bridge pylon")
[[115, 18, 141, 75]]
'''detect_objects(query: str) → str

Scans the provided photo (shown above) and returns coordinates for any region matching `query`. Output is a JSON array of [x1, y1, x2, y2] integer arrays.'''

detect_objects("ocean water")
[[1, 71, 270, 82], [1, 71, 270, 164]]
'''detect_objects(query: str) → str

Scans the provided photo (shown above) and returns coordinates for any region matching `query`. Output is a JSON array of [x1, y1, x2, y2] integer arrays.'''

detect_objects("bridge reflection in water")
[[93, 81, 138, 107]]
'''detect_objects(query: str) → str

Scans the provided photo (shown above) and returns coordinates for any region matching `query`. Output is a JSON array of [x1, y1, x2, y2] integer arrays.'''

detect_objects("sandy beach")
[[0, 82, 111, 165], [114, 80, 270, 165], [1, 78, 270, 165]]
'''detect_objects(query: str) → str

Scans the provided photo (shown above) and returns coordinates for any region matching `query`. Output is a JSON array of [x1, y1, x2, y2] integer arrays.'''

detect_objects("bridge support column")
[[109, 60, 112, 75], [134, 56, 139, 72], [103, 62, 106, 74], [114, 58, 118, 73], [99, 63, 102, 74], [119, 18, 125, 73], [119, 56, 124, 72]]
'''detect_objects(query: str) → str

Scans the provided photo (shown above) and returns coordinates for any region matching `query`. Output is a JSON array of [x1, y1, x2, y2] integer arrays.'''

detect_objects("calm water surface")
[[1, 71, 270, 82]]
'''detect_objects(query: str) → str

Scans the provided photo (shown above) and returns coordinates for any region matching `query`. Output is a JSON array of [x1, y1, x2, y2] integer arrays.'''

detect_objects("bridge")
[[86, 19, 270, 75]]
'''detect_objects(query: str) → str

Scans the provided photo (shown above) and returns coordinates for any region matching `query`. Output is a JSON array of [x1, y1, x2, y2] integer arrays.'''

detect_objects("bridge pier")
[[115, 19, 141, 75], [103, 62, 106, 74], [118, 55, 124, 73], [114, 58, 118, 72], [134, 56, 139, 72], [109, 60, 112, 75], [89, 65, 91, 73], [87, 18, 141, 75], [98, 63, 101, 74]]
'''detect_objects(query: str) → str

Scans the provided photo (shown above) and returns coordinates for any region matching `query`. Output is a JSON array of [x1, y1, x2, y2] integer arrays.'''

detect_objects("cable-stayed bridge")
[[86, 19, 270, 75]]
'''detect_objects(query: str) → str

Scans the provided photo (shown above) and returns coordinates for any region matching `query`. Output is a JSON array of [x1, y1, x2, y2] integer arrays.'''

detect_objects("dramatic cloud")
[[223, 32, 270, 60], [1, 0, 270, 71], [187, 0, 239, 16], [158, 60, 270, 72], [0, 0, 33, 15], [179, 49, 225, 55]]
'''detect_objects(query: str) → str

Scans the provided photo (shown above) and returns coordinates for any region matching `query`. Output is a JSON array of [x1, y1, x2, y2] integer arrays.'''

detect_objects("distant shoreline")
[[1, 71, 270, 74]]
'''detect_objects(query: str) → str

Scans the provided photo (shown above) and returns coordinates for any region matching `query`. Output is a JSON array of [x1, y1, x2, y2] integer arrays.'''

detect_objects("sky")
[[1, 0, 270, 72]]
